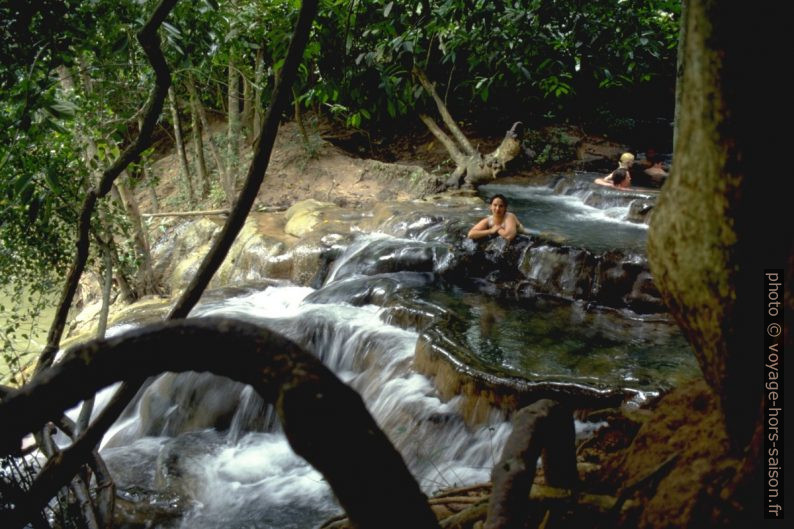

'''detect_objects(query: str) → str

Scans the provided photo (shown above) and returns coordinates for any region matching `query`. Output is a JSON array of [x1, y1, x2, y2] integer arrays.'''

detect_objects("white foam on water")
[[190, 432, 332, 509]]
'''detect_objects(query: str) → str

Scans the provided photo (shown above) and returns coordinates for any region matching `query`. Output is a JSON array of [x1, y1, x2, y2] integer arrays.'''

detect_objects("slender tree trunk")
[[113, 178, 158, 295], [672, 0, 687, 151], [138, 116, 160, 211], [16, 10, 322, 525], [168, 86, 196, 206], [253, 48, 264, 137], [107, 238, 136, 304], [293, 87, 310, 147], [241, 70, 254, 141], [75, 241, 113, 438], [187, 76, 228, 196], [186, 77, 211, 198], [227, 58, 242, 196]]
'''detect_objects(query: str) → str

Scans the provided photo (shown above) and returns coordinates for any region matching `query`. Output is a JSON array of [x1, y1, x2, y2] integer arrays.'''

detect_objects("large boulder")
[[284, 199, 340, 237]]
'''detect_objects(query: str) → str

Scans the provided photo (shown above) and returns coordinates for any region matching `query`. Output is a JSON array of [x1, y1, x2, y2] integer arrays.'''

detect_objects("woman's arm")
[[498, 213, 519, 241], [468, 217, 499, 239], [594, 177, 613, 187]]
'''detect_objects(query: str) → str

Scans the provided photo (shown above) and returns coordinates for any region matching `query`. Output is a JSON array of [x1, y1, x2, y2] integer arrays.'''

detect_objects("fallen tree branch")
[[0, 318, 440, 529], [428, 496, 483, 505], [418, 113, 466, 166], [433, 483, 491, 498], [413, 66, 527, 189], [141, 208, 230, 218], [439, 500, 489, 529]]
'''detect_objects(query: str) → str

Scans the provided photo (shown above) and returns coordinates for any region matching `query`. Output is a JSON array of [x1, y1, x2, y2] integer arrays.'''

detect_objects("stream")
[[72, 176, 697, 528]]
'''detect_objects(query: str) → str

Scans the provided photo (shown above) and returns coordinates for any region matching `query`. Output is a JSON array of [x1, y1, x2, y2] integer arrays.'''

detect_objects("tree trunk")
[[227, 58, 242, 195], [75, 241, 113, 438], [293, 87, 310, 147], [648, 1, 788, 452], [253, 48, 265, 137], [138, 116, 160, 212], [672, 0, 687, 151], [186, 77, 211, 198], [186, 75, 228, 197], [105, 236, 136, 304], [113, 178, 158, 296], [168, 86, 196, 206], [241, 69, 254, 141]]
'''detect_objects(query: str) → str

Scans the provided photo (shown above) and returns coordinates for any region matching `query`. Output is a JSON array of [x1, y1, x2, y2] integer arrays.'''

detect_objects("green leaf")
[[49, 101, 78, 118], [384, 2, 394, 17], [162, 22, 182, 38], [44, 172, 62, 194]]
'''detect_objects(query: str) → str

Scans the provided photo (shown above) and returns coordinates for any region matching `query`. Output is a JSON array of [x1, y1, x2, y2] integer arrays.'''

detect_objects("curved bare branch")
[[0, 318, 440, 529]]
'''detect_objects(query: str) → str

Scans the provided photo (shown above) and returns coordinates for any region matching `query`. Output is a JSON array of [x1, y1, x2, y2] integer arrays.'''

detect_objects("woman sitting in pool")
[[467, 194, 527, 242]]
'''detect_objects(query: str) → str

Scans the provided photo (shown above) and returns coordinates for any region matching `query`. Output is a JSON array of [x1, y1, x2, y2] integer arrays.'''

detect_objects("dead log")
[[141, 208, 231, 218], [414, 68, 529, 189], [484, 399, 577, 529]]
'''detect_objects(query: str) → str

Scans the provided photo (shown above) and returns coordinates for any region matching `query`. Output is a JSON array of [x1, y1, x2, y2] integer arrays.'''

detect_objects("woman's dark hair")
[[490, 194, 509, 208], [611, 168, 627, 185]]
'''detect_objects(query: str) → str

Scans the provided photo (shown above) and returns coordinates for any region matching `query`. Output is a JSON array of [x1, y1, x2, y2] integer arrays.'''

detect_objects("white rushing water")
[[480, 182, 650, 252], [99, 282, 513, 529]]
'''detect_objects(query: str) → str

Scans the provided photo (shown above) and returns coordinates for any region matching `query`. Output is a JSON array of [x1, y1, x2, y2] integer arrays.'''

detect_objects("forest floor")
[[133, 115, 741, 529], [141, 114, 629, 215]]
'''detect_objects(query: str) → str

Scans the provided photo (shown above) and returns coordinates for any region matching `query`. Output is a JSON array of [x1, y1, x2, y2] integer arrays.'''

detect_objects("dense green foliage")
[[306, 0, 680, 130]]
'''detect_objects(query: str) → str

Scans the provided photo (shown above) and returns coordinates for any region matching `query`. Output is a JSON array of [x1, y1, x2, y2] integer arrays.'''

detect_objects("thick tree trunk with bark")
[[414, 68, 528, 189], [646, 8, 789, 525], [648, 0, 789, 452]]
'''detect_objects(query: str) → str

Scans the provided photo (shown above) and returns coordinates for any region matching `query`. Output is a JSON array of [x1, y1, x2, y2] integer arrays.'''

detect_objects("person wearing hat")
[[602, 152, 634, 188]]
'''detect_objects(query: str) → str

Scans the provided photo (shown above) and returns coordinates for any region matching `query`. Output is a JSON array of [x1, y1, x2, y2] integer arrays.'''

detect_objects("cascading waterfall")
[[86, 184, 696, 528], [480, 179, 654, 252], [98, 281, 513, 529]]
